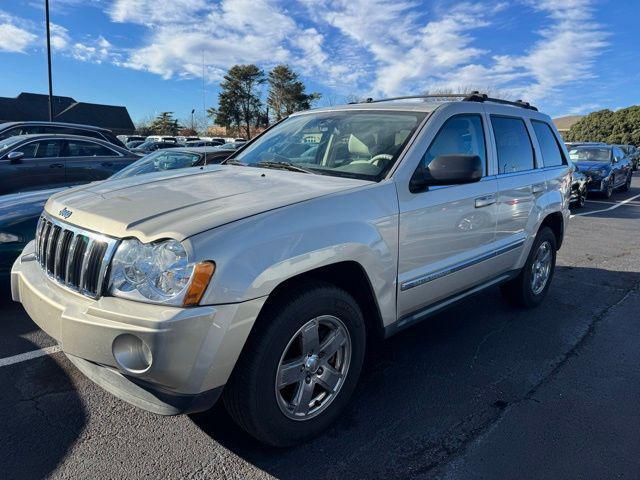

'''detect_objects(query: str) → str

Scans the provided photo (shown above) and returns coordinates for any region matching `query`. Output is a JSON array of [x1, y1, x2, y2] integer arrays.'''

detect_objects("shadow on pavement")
[[191, 266, 640, 480], [0, 296, 87, 480]]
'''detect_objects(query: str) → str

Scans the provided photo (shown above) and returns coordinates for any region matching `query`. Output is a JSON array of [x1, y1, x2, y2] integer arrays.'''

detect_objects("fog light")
[[112, 334, 152, 373]]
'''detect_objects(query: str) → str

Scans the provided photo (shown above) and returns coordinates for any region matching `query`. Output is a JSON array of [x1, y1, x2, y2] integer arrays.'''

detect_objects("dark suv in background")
[[0, 121, 126, 148]]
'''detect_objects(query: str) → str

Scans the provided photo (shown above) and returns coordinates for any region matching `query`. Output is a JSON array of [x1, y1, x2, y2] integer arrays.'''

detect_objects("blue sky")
[[1, 0, 639, 125]]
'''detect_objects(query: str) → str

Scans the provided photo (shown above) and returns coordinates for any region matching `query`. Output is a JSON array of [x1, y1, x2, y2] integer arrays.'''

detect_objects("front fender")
[[188, 182, 400, 326]]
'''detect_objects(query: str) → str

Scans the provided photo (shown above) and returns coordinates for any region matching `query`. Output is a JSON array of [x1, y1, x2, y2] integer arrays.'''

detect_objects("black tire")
[[223, 281, 366, 447], [603, 177, 614, 198], [621, 173, 631, 192], [575, 187, 586, 208], [500, 227, 557, 309]]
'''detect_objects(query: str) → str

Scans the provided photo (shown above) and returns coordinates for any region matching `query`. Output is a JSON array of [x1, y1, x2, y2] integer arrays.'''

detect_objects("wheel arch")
[[540, 211, 564, 250], [255, 261, 386, 344]]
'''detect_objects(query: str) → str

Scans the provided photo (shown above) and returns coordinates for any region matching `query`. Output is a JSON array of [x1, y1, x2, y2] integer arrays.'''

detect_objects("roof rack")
[[353, 91, 538, 111]]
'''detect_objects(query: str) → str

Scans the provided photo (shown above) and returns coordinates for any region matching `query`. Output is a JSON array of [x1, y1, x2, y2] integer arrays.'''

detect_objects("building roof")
[[0, 92, 135, 134]]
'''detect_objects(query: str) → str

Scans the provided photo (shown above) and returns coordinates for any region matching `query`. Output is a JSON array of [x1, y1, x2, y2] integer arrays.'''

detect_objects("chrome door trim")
[[400, 238, 525, 291]]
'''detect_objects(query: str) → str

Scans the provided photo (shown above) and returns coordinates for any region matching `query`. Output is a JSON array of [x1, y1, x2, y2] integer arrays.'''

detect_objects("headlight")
[[108, 238, 214, 306]]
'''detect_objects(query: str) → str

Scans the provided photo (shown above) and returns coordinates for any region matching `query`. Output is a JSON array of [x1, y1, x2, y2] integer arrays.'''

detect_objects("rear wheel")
[[223, 281, 366, 447], [501, 227, 557, 308]]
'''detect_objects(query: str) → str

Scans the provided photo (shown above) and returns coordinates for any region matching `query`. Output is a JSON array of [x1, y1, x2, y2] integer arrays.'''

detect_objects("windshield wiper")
[[224, 159, 246, 166], [255, 161, 312, 174]]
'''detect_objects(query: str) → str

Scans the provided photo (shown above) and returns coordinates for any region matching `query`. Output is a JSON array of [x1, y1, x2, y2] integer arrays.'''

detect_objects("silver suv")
[[12, 94, 571, 446]]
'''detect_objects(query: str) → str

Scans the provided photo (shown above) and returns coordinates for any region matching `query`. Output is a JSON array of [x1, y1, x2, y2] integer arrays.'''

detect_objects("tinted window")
[[34, 140, 63, 158], [532, 121, 565, 167], [64, 140, 115, 157], [492, 116, 535, 173], [11, 141, 38, 158], [419, 115, 486, 174]]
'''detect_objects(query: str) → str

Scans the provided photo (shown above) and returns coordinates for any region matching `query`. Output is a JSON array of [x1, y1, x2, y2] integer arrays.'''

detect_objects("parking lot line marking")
[[0, 345, 62, 368], [573, 193, 640, 217], [585, 199, 640, 206]]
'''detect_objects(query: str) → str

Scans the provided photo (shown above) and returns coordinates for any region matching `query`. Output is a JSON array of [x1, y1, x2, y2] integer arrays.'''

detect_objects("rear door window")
[[64, 140, 117, 157], [532, 121, 566, 167], [491, 116, 535, 174]]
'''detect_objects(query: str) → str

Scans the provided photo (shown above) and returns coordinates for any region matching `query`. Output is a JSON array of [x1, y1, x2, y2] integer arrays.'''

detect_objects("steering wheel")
[[369, 153, 394, 167]]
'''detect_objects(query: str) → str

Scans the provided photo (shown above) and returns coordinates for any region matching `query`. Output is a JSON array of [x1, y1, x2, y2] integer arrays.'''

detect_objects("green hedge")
[[565, 106, 640, 146]]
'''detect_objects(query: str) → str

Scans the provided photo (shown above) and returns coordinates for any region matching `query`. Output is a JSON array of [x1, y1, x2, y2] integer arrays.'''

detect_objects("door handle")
[[49, 163, 64, 168], [531, 183, 545, 194], [475, 194, 496, 208]]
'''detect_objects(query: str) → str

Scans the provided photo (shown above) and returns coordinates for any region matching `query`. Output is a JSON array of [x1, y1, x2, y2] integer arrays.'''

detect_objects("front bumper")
[[586, 177, 607, 192], [11, 241, 266, 414]]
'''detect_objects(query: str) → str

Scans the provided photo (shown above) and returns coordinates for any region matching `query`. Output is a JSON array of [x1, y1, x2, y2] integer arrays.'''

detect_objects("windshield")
[[111, 150, 201, 179], [232, 110, 426, 181], [569, 147, 611, 162]]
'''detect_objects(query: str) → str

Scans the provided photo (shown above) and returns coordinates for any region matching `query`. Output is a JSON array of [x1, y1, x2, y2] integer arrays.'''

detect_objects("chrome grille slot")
[[34, 214, 119, 299]]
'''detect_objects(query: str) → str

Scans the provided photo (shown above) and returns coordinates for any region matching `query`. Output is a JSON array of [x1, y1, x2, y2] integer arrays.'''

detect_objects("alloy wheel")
[[531, 241, 552, 295], [275, 315, 352, 421]]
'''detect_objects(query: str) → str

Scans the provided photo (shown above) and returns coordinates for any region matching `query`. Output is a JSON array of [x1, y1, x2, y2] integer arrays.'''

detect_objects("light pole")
[[191, 109, 195, 131], [45, 0, 54, 122]]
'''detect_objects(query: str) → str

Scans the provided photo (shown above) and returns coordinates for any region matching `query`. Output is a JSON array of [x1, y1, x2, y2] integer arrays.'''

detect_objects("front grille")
[[34, 214, 119, 298]]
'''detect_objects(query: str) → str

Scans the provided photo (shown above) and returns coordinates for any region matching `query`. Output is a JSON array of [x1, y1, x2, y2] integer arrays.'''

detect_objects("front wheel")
[[501, 227, 557, 308], [603, 177, 614, 198], [621, 173, 632, 192], [223, 281, 366, 447]]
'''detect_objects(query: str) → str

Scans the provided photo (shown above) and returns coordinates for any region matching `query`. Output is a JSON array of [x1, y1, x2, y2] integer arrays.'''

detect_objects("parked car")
[[569, 145, 632, 198], [615, 144, 639, 171], [185, 140, 225, 147], [125, 140, 146, 149], [117, 135, 146, 144], [12, 95, 570, 447], [569, 162, 589, 208], [130, 141, 178, 154], [0, 121, 126, 147], [0, 146, 223, 280], [217, 141, 246, 150], [176, 136, 200, 144], [145, 135, 177, 143], [0, 134, 139, 195]]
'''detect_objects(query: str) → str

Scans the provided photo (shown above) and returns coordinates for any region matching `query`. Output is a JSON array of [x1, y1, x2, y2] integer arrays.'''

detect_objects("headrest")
[[348, 134, 370, 155]]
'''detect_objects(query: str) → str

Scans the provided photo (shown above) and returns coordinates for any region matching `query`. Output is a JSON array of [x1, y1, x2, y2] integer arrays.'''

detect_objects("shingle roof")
[[0, 92, 135, 134]]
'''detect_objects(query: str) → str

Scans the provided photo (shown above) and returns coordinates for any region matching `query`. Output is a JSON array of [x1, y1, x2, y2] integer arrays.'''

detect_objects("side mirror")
[[7, 151, 24, 164], [410, 154, 483, 193]]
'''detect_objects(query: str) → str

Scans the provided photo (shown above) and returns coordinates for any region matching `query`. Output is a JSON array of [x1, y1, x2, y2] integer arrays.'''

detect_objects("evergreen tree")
[[214, 65, 265, 139], [149, 112, 181, 135], [267, 64, 320, 122]]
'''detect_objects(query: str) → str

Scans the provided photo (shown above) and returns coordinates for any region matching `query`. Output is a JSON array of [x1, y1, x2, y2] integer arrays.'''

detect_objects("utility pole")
[[45, 0, 54, 121]]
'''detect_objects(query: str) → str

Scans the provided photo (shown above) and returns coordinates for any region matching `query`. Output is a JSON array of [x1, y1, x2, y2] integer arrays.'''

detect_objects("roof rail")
[[463, 92, 538, 111], [352, 91, 538, 111]]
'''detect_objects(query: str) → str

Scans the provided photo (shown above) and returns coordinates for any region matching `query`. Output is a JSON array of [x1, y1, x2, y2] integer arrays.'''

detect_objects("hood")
[[574, 161, 610, 171], [45, 165, 370, 242], [0, 187, 67, 225]]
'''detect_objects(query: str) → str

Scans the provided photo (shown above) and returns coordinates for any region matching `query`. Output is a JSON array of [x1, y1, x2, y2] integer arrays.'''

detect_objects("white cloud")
[[0, 11, 38, 53]]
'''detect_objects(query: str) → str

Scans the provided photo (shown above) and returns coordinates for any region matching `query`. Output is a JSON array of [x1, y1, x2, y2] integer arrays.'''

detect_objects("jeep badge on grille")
[[59, 207, 73, 219]]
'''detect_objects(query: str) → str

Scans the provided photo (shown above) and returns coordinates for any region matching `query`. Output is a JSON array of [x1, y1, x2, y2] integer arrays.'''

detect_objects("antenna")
[[202, 51, 206, 133]]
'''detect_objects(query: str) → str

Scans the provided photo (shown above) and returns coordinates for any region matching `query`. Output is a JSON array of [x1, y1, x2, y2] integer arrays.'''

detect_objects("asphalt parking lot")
[[2, 176, 640, 480]]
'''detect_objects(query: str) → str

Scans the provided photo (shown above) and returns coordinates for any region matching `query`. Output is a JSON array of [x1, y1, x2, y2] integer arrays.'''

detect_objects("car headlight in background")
[[108, 238, 214, 306]]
